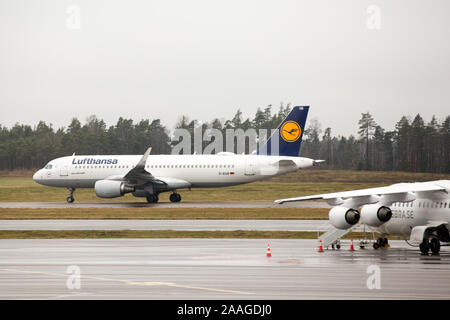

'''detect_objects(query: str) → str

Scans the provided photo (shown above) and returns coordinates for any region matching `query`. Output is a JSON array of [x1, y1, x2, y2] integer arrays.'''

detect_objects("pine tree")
[[358, 112, 377, 170]]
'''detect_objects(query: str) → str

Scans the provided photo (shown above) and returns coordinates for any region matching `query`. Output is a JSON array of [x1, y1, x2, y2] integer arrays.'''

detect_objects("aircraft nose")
[[33, 170, 42, 183]]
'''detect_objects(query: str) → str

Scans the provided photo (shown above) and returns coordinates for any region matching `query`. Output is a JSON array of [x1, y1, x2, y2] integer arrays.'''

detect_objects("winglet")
[[136, 147, 152, 169]]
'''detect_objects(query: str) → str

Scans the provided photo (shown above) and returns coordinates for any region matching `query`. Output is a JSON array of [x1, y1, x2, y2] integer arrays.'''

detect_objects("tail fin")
[[257, 106, 309, 157]]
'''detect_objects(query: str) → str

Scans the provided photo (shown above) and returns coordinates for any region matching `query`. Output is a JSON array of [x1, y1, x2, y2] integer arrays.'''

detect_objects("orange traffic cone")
[[266, 243, 272, 257], [318, 240, 324, 252], [350, 239, 355, 251]]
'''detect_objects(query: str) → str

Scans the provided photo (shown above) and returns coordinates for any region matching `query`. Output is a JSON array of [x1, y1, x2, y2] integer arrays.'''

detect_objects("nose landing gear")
[[66, 188, 75, 203]]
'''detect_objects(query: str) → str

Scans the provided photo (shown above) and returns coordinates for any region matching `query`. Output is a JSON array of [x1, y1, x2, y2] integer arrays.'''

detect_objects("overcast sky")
[[1, 0, 449, 137]]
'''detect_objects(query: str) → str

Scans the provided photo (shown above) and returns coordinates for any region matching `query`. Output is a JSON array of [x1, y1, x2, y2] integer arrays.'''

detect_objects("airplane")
[[275, 180, 450, 254], [33, 106, 322, 204]]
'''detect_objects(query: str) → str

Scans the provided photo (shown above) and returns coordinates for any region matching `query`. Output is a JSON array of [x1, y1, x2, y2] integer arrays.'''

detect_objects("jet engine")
[[94, 180, 135, 198], [329, 206, 360, 229], [360, 204, 392, 227]]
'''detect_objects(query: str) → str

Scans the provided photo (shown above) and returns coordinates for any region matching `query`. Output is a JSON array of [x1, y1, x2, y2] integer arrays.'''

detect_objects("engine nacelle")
[[329, 206, 360, 230], [95, 180, 135, 198], [360, 204, 392, 227]]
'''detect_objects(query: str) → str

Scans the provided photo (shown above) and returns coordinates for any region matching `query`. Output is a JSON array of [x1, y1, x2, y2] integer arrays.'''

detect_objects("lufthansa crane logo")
[[280, 121, 301, 142]]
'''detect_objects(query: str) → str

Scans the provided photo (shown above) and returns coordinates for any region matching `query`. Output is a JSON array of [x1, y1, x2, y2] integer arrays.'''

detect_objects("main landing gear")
[[373, 237, 389, 249], [66, 188, 75, 203], [146, 192, 181, 203], [420, 237, 441, 254], [146, 193, 159, 203], [169, 192, 182, 203]]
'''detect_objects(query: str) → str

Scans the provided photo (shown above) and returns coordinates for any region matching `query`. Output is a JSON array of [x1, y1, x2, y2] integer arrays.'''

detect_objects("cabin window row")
[[73, 164, 235, 169], [394, 201, 449, 209], [145, 164, 235, 169], [418, 201, 448, 209], [74, 165, 132, 169]]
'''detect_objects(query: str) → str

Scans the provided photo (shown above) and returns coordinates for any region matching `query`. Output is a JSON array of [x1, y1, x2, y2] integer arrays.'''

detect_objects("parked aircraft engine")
[[329, 206, 360, 229], [360, 204, 392, 227], [95, 180, 135, 198]]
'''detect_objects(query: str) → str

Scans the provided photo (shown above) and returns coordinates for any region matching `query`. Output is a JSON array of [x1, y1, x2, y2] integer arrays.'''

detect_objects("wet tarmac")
[[0, 239, 448, 299], [0, 219, 337, 231]]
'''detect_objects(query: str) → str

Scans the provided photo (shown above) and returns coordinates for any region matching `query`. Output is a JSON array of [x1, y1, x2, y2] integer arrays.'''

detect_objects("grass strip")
[[0, 208, 329, 220], [1, 170, 448, 202], [0, 230, 373, 239]]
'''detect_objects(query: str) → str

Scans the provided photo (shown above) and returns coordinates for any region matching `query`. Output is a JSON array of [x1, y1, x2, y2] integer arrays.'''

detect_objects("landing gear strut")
[[66, 188, 75, 203], [170, 192, 182, 203], [146, 193, 159, 203]]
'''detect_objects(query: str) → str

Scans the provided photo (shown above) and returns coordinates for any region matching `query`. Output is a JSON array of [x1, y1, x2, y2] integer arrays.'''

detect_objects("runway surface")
[[0, 219, 371, 232], [0, 239, 449, 299], [0, 201, 330, 209]]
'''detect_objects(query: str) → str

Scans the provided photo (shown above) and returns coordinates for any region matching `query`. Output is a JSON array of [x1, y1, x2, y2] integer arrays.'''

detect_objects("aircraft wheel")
[[419, 238, 430, 254], [169, 193, 181, 203], [146, 194, 159, 203], [373, 243, 380, 250], [430, 238, 440, 254], [336, 244, 341, 250]]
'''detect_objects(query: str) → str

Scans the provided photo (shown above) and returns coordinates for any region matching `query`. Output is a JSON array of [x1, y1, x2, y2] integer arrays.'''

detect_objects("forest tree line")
[[0, 103, 449, 173]]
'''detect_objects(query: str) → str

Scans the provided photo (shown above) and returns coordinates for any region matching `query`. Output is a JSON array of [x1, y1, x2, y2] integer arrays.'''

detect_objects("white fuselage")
[[33, 154, 314, 189], [376, 189, 450, 238]]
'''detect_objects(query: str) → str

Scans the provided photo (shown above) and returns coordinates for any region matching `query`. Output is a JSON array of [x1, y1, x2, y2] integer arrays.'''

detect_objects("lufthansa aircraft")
[[275, 180, 450, 254], [33, 106, 321, 204]]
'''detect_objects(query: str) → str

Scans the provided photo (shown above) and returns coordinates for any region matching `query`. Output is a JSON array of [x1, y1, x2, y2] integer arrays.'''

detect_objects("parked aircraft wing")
[[275, 181, 447, 204]]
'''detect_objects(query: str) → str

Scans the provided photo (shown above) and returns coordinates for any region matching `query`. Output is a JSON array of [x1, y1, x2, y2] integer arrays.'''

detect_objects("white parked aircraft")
[[33, 106, 321, 204], [275, 180, 450, 254]]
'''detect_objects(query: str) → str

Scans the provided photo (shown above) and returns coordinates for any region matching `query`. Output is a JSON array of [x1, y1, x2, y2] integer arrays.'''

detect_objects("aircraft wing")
[[275, 181, 448, 204], [106, 147, 191, 189], [123, 147, 155, 185]]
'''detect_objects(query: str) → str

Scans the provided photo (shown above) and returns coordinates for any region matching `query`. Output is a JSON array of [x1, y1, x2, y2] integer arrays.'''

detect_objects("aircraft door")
[[60, 162, 68, 176], [244, 157, 257, 176]]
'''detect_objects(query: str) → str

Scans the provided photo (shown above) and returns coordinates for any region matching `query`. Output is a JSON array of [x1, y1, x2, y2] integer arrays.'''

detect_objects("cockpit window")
[[44, 164, 53, 169]]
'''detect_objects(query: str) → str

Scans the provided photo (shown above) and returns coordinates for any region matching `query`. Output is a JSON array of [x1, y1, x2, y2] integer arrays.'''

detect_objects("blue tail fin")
[[257, 106, 309, 157]]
